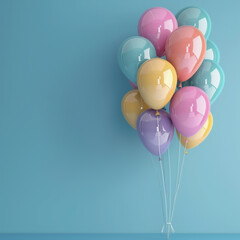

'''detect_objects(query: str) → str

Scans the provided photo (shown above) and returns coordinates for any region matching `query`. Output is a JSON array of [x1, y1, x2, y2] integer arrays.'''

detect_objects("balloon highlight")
[[170, 86, 210, 137], [137, 58, 177, 110], [176, 7, 211, 39], [165, 26, 206, 83], [182, 60, 225, 104], [177, 113, 213, 149], [137, 109, 174, 156], [118, 36, 157, 84], [121, 90, 149, 129], [138, 7, 178, 57]]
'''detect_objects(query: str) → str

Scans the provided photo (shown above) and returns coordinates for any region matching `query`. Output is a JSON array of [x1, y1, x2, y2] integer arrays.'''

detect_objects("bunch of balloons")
[[119, 7, 224, 156]]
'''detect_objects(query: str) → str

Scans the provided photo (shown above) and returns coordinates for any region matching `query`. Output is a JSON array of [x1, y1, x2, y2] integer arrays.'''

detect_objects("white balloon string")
[[170, 140, 187, 222], [167, 133, 181, 230], [176, 134, 181, 191], [160, 157, 168, 232], [157, 115, 161, 159], [167, 148, 172, 224], [150, 155, 166, 230], [156, 114, 168, 230], [170, 134, 181, 223]]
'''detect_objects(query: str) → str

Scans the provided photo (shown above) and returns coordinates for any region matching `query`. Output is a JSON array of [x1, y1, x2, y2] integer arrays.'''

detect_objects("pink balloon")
[[138, 7, 178, 57], [170, 87, 210, 137], [128, 80, 138, 89]]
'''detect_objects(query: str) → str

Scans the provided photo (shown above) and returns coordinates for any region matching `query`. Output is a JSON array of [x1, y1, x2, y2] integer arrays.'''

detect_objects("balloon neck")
[[178, 82, 182, 88], [155, 110, 160, 116], [185, 139, 188, 154]]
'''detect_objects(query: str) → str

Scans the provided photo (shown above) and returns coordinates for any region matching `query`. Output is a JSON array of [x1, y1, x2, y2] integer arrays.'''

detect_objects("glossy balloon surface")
[[118, 36, 157, 84], [137, 58, 177, 110], [177, 112, 213, 149], [137, 109, 174, 156], [138, 7, 178, 57], [183, 60, 225, 104], [205, 40, 220, 63], [121, 90, 149, 129], [176, 7, 211, 40], [165, 26, 206, 82], [170, 86, 210, 137]]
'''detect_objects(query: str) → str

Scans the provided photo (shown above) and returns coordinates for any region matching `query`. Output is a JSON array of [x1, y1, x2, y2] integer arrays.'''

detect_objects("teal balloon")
[[176, 7, 211, 39], [118, 36, 157, 84], [205, 40, 220, 63], [182, 60, 225, 104]]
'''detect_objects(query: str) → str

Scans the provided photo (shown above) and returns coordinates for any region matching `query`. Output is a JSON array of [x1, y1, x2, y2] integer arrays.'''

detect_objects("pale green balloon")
[[118, 36, 157, 84], [205, 40, 220, 63], [182, 60, 225, 104], [176, 7, 211, 40]]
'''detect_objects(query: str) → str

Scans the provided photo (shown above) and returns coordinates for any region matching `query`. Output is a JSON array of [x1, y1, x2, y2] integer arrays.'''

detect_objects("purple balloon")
[[170, 86, 210, 137], [137, 109, 174, 156]]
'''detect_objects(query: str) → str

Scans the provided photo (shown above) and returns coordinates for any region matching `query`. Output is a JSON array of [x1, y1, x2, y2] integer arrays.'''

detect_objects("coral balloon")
[[118, 36, 157, 84], [137, 58, 177, 110], [138, 7, 178, 57], [176, 7, 211, 40], [182, 60, 225, 104], [177, 112, 213, 149], [165, 26, 206, 83], [170, 86, 210, 137], [205, 40, 220, 63], [137, 109, 174, 156], [121, 90, 149, 129]]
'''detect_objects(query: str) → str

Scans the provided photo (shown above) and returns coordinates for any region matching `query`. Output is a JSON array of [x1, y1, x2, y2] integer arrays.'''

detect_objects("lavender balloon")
[[137, 109, 174, 156]]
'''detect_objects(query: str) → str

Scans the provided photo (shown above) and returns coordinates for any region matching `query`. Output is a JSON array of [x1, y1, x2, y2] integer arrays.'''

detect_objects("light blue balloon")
[[205, 40, 220, 63], [118, 36, 157, 84], [176, 7, 211, 40], [182, 60, 225, 104]]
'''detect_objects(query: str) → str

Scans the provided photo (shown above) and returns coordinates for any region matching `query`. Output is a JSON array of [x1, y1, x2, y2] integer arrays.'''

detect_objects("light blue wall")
[[0, 0, 239, 234]]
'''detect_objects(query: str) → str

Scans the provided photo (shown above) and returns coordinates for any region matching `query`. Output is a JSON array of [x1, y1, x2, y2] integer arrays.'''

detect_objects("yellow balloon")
[[137, 58, 177, 110], [177, 113, 213, 149], [121, 89, 149, 129]]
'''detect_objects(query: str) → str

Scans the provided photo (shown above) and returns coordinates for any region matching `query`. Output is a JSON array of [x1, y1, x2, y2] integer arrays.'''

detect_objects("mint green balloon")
[[182, 60, 225, 104], [176, 7, 211, 40], [118, 36, 157, 84], [205, 40, 220, 63]]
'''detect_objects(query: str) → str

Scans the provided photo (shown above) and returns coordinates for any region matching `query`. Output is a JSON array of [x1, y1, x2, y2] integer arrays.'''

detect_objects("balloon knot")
[[155, 110, 160, 116], [178, 82, 182, 88]]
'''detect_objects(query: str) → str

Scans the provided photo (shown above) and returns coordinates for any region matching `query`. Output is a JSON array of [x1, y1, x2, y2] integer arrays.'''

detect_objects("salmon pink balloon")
[[138, 7, 178, 57], [165, 26, 206, 83], [170, 86, 210, 137]]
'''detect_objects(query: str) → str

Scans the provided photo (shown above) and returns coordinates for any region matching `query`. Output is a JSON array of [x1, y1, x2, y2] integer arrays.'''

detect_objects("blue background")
[[0, 0, 239, 234]]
